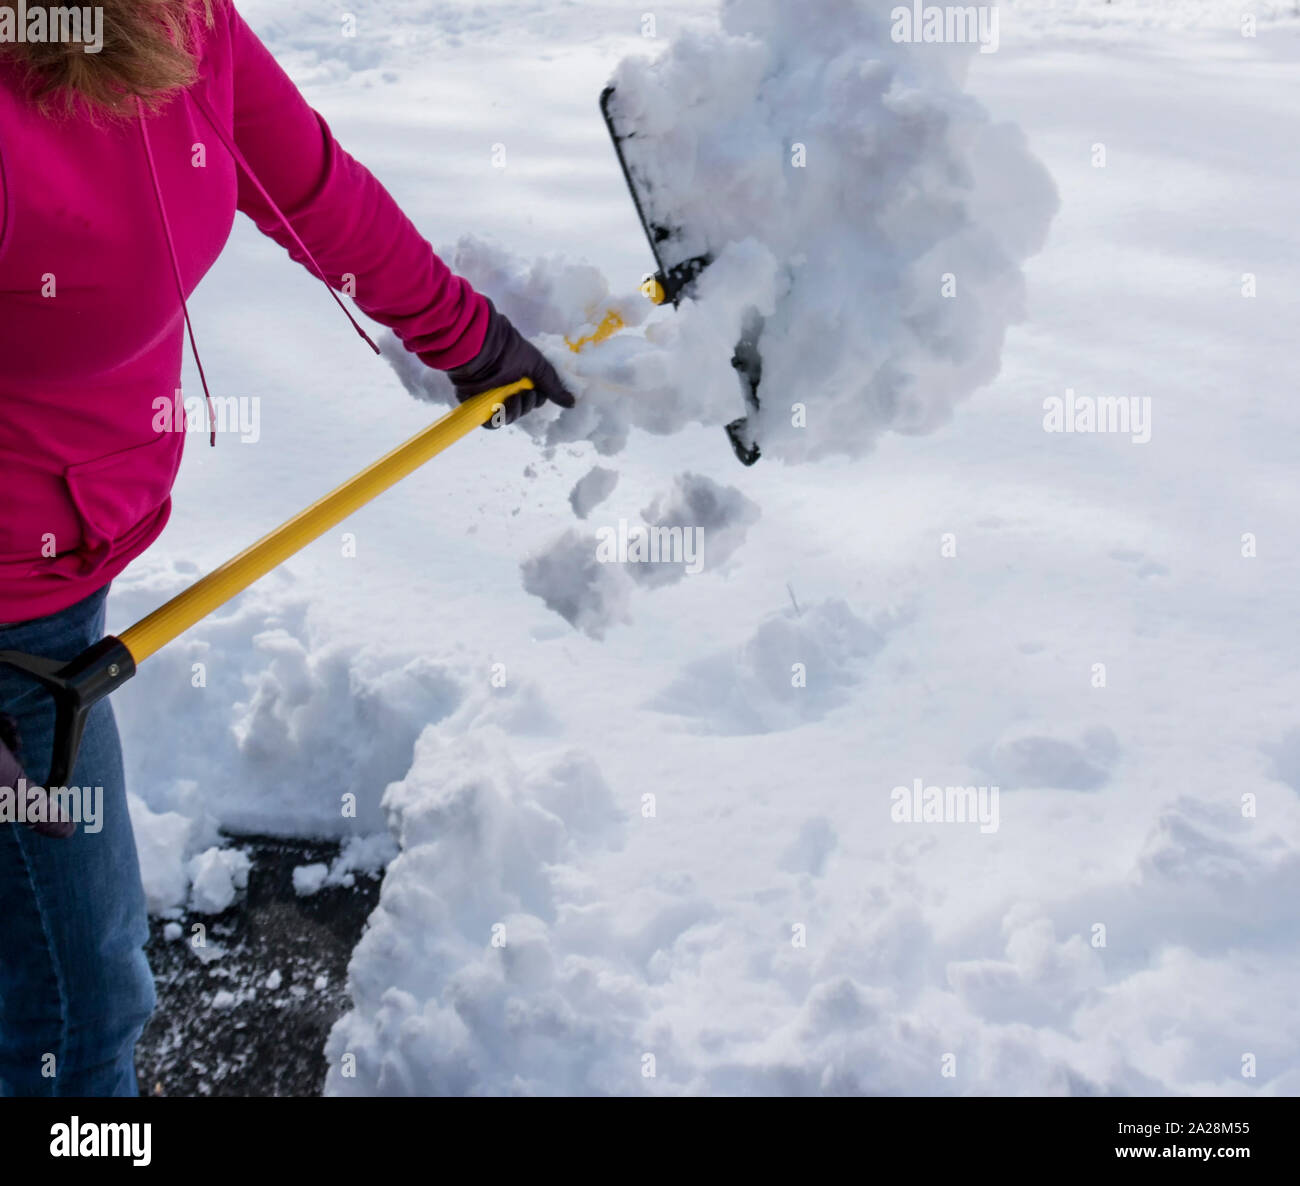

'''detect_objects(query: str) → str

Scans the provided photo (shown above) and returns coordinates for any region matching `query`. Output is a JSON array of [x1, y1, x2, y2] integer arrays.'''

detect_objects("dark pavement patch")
[[136, 835, 382, 1096]]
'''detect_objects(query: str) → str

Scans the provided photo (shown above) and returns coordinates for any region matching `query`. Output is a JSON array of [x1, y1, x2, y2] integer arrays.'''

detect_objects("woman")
[[0, 0, 573, 1096]]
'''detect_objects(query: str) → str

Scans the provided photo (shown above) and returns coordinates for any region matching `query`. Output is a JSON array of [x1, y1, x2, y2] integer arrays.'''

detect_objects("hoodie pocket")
[[63, 432, 180, 566]]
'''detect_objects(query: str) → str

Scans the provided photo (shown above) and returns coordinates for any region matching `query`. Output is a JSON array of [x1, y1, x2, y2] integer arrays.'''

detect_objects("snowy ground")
[[110, 0, 1300, 1094]]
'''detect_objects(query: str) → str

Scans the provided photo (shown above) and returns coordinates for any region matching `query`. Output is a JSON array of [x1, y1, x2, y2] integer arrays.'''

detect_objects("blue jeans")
[[0, 585, 153, 1097]]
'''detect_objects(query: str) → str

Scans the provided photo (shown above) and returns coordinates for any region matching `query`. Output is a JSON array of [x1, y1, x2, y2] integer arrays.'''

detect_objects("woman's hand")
[[446, 300, 576, 427], [0, 714, 75, 839]]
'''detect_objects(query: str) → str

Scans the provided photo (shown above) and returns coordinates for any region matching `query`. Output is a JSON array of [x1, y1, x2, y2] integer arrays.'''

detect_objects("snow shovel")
[[600, 84, 763, 466], [0, 377, 536, 837]]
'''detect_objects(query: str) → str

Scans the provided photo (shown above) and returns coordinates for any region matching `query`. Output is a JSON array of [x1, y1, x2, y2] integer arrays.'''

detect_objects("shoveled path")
[[135, 836, 381, 1097]]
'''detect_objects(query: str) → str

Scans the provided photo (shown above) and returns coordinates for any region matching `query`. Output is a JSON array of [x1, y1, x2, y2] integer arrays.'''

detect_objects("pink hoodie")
[[0, 1, 489, 624]]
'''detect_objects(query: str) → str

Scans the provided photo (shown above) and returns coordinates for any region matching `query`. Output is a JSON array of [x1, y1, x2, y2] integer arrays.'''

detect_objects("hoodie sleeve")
[[224, 5, 489, 370]]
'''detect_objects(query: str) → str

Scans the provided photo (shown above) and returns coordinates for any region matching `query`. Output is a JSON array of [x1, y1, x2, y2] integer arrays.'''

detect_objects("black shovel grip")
[[0, 637, 136, 839]]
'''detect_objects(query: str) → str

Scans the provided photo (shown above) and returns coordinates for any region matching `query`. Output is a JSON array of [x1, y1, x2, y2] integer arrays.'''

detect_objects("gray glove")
[[446, 300, 576, 427]]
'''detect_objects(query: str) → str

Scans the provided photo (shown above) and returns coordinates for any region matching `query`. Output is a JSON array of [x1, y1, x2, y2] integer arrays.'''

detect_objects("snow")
[[649, 598, 893, 735], [568, 466, 619, 519], [293, 863, 330, 897], [129, 792, 213, 913], [631, 472, 759, 586], [382, 0, 1060, 470], [187, 847, 252, 915], [113, 566, 462, 840], [293, 835, 394, 894], [1002, 0, 1299, 36], [601, 0, 1058, 463], [101, 0, 1300, 1094], [523, 472, 759, 635], [520, 528, 632, 640]]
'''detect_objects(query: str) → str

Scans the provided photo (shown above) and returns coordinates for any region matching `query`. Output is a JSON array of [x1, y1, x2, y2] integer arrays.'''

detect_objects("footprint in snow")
[[974, 723, 1119, 791], [648, 599, 896, 736]]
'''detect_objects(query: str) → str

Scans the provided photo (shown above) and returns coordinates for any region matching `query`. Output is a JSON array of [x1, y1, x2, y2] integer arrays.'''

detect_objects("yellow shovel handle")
[[118, 379, 533, 663]]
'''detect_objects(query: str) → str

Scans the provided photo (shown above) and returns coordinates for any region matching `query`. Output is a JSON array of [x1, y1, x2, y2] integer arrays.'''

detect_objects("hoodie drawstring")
[[136, 90, 383, 448], [138, 96, 218, 446], [189, 89, 381, 356]]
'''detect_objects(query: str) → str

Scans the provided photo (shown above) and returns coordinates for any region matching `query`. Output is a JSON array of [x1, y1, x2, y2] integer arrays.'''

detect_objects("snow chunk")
[[127, 793, 212, 914], [525, 474, 760, 633], [630, 472, 760, 588], [293, 863, 330, 897], [569, 466, 619, 520], [520, 529, 631, 640], [186, 847, 252, 915]]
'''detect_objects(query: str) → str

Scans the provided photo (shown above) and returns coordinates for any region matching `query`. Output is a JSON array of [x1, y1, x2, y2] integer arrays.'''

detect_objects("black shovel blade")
[[599, 85, 712, 308], [601, 84, 762, 464]]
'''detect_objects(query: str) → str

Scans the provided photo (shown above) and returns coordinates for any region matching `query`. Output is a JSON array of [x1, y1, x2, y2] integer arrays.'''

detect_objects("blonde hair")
[[0, 0, 213, 115]]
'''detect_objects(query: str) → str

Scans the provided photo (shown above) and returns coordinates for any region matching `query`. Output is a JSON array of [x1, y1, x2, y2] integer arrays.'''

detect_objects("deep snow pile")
[[326, 767, 1300, 1094], [111, 560, 423, 913], [119, 560, 1300, 1094]]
